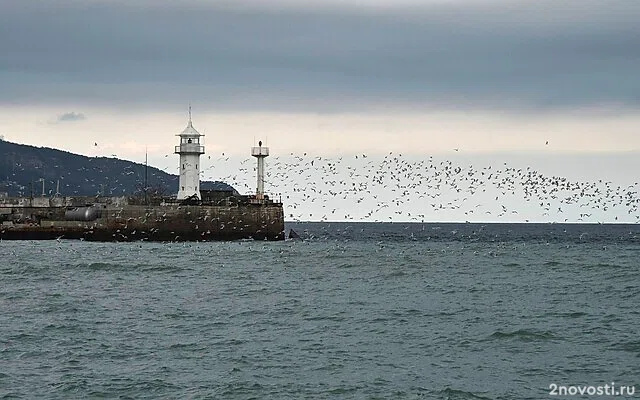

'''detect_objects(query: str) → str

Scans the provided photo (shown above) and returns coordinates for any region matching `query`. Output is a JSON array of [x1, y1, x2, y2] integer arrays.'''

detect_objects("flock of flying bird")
[[197, 151, 640, 224], [58, 144, 640, 224]]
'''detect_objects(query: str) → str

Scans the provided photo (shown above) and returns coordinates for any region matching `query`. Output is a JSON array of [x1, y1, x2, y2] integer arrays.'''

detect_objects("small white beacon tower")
[[175, 106, 205, 200], [251, 140, 269, 200]]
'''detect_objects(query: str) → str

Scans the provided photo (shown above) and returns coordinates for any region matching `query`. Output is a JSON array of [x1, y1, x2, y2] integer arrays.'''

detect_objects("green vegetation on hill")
[[0, 139, 235, 198]]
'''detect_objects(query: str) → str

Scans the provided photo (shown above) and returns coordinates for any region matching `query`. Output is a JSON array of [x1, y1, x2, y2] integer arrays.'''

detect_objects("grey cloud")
[[57, 112, 86, 122], [1, 0, 639, 112]]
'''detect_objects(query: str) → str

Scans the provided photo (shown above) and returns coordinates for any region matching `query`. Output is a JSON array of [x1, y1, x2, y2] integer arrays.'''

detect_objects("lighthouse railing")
[[175, 144, 205, 154]]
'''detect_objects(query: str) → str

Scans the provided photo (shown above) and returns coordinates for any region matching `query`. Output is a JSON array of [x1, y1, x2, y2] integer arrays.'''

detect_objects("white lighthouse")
[[175, 107, 205, 200], [251, 140, 269, 200]]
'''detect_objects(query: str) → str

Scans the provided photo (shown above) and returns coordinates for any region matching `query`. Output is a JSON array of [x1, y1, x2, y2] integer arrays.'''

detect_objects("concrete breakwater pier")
[[0, 195, 285, 241]]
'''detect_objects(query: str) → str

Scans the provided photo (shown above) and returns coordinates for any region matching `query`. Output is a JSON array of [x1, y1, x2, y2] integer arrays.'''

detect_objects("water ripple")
[[1, 225, 638, 398]]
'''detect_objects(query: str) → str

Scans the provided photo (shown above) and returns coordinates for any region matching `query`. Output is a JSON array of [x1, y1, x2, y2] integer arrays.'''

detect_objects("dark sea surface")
[[1, 223, 639, 399]]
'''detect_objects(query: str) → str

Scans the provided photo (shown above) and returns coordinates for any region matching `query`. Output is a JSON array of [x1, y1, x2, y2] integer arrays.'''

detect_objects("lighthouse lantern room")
[[175, 107, 205, 200]]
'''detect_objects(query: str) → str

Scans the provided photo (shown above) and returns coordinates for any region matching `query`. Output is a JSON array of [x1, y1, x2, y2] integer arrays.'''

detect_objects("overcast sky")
[[1, 0, 639, 221], [2, 0, 639, 111]]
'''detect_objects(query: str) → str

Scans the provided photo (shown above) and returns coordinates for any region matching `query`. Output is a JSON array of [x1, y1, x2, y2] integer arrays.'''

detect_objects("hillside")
[[0, 139, 235, 198]]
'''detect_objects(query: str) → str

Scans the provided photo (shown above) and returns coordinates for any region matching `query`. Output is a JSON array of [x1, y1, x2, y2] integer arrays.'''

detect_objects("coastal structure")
[[251, 140, 269, 200], [0, 113, 285, 241], [176, 107, 204, 200]]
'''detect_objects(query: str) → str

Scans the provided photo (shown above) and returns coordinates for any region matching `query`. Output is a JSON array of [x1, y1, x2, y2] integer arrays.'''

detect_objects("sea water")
[[1, 223, 639, 399]]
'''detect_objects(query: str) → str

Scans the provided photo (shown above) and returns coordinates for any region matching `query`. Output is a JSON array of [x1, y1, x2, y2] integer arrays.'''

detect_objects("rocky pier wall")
[[0, 203, 285, 241]]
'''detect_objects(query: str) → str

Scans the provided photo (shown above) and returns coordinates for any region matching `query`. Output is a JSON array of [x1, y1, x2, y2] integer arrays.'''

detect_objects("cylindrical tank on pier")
[[64, 206, 102, 221]]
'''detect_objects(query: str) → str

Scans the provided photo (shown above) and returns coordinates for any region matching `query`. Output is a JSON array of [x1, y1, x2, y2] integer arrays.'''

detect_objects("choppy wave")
[[439, 387, 494, 399], [1, 224, 639, 398], [74, 262, 183, 273], [610, 340, 640, 354], [287, 222, 640, 245], [486, 329, 558, 342]]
